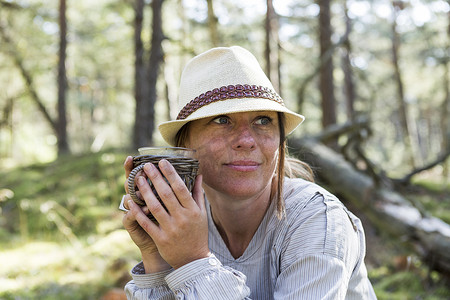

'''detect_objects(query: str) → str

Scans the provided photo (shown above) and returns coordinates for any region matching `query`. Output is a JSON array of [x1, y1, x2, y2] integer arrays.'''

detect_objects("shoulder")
[[282, 177, 336, 216], [279, 178, 362, 262]]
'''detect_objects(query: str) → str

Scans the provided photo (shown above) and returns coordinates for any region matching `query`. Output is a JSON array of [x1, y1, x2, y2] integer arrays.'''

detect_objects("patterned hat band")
[[176, 84, 285, 120]]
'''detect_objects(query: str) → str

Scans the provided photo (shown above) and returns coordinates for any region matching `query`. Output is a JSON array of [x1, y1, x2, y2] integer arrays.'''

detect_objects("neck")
[[204, 183, 273, 259]]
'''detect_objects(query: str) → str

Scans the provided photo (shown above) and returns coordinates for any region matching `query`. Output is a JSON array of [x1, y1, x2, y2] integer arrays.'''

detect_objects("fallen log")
[[288, 137, 450, 276]]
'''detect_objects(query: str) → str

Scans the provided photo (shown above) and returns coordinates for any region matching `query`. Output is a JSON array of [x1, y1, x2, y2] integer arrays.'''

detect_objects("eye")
[[212, 115, 230, 125], [255, 116, 272, 125]]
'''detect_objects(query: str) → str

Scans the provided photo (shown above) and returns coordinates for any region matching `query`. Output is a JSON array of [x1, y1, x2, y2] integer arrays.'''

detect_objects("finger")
[[136, 169, 171, 223], [192, 175, 205, 212], [122, 196, 151, 219], [126, 200, 159, 236], [122, 199, 139, 226], [157, 159, 194, 210], [143, 162, 183, 214], [124, 156, 134, 177], [122, 194, 132, 210], [123, 156, 134, 193]]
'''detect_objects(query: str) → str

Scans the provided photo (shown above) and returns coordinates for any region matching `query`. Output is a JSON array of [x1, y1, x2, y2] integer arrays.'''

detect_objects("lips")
[[225, 160, 260, 171]]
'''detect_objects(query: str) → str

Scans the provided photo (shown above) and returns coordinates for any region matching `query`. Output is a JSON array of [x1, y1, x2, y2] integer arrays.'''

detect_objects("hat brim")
[[158, 98, 305, 146]]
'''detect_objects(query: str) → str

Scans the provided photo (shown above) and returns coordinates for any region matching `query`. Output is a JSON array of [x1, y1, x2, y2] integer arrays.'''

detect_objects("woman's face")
[[185, 111, 280, 200]]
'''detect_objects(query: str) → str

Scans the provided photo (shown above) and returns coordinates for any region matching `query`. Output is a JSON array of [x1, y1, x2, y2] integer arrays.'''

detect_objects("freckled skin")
[[186, 111, 280, 201]]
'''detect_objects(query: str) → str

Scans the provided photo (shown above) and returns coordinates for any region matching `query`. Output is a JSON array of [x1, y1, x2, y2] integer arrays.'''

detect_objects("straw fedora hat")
[[158, 46, 305, 146]]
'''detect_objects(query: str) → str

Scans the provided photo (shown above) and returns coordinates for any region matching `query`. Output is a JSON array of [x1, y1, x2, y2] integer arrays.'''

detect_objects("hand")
[[123, 156, 145, 202], [129, 160, 211, 269], [122, 156, 170, 273]]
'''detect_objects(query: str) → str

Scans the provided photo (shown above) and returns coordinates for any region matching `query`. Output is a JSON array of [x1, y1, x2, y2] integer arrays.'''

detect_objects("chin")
[[222, 182, 270, 199]]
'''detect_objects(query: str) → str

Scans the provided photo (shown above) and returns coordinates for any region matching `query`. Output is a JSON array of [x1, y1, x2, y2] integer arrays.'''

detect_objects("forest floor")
[[0, 150, 449, 299]]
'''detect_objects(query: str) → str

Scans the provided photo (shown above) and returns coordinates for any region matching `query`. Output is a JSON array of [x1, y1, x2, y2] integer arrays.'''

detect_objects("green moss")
[[404, 179, 450, 224], [0, 150, 127, 242]]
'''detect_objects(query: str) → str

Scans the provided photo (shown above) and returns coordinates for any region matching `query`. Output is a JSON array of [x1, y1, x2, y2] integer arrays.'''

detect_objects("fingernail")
[[159, 159, 169, 168]]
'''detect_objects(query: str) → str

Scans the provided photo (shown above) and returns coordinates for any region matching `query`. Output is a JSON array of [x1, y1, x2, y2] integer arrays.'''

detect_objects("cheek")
[[261, 138, 280, 172], [187, 135, 224, 172], [261, 134, 280, 155]]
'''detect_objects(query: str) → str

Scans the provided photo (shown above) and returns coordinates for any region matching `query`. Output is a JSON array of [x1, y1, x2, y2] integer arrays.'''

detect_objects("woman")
[[121, 46, 377, 299]]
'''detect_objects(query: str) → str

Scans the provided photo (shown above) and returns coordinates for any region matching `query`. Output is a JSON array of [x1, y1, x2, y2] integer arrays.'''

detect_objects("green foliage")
[[0, 150, 127, 242], [0, 150, 141, 298], [370, 267, 450, 300], [406, 177, 450, 224]]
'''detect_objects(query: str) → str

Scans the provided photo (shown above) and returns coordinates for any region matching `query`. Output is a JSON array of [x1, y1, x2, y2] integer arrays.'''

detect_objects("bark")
[[57, 0, 70, 155], [288, 137, 450, 276], [206, 0, 219, 47], [341, 2, 355, 121], [311, 115, 369, 143], [132, 0, 148, 149], [297, 27, 350, 114], [441, 10, 450, 177], [163, 61, 178, 121], [145, 0, 165, 145], [265, 0, 280, 93], [0, 97, 13, 128], [391, 2, 415, 167], [318, 0, 336, 130], [133, 0, 164, 149]]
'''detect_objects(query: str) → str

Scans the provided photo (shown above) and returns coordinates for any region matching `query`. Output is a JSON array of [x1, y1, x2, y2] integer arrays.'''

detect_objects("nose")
[[232, 124, 256, 150]]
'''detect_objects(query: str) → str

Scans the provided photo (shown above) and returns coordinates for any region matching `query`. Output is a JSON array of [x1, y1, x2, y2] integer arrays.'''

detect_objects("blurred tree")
[[318, 0, 337, 131], [391, 0, 415, 167], [0, 1, 71, 158], [0, 19, 60, 150], [0, 0, 447, 178], [441, 9, 450, 176], [57, 0, 69, 155], [265, 0, 280, 93], [133, 0, 165, 149], [206, 0, 219, 47], [341, 1, 356, 121], [133, 0, 148, 150]]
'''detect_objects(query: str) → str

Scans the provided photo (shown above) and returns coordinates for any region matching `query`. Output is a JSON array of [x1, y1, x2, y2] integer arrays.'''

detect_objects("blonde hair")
[[175, 112, 314, 219]]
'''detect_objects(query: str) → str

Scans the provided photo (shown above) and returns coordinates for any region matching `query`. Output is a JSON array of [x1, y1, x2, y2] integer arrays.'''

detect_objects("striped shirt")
[[125, 178, 377, 299]]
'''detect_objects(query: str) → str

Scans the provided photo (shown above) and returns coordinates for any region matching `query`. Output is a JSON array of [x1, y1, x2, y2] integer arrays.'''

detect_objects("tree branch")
[[0, 21, 58, 133], [395, 150, 450, 185]]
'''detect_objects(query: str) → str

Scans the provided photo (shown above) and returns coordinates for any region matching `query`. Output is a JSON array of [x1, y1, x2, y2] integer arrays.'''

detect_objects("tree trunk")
[[206, 0, 219, 47], [132, 0, 149, 150], [318, 0, 337, 151], [341, 2, 355, 121], [132, 0, 164, 149], [145, 0, 165, 146], [441, 11, 450, 177], [318, 0, 337, 131], [289, 137, 450, 276], [265, 0, 280, 93], [297, 24, 351, 119], [391, 2, 416, 167], [57, 0, 69, 156]]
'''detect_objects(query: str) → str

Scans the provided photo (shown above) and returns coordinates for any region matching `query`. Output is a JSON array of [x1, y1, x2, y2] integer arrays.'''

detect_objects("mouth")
[[224, 160, 260, 172]]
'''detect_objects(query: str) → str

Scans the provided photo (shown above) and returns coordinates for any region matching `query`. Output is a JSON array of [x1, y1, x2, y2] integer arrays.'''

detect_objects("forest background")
[[0, 0, 449, 299]]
